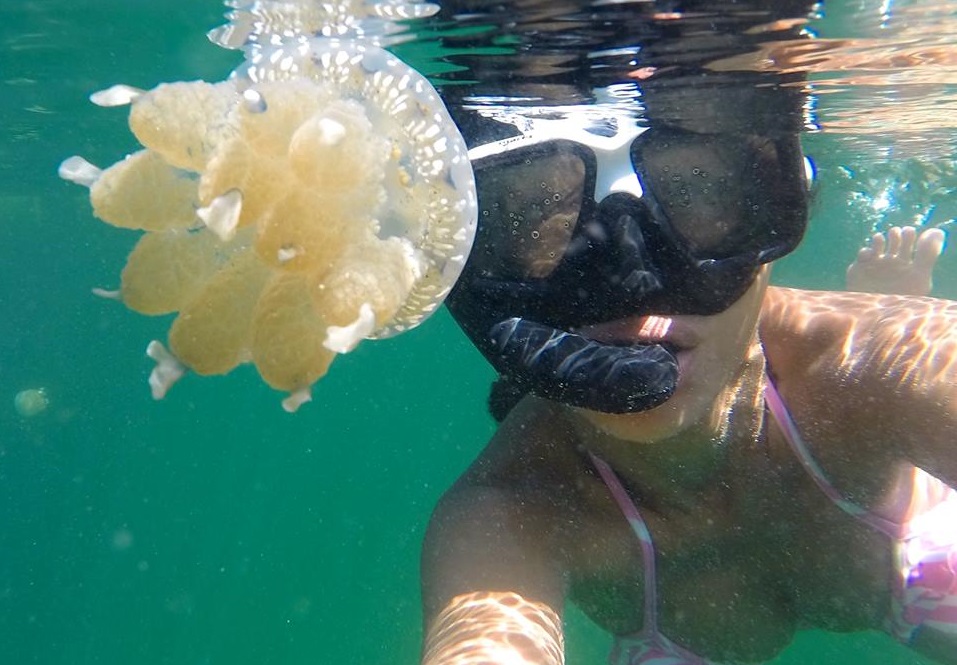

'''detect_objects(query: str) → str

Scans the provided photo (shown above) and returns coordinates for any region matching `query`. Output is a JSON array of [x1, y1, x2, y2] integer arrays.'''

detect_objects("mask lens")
[[472, 142, 589, 280], [633, 130, 803, 260]]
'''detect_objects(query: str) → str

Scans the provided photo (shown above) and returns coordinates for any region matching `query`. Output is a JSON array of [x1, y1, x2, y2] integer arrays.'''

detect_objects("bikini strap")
[[764, 374, 903, 539], [588, 452, 660, 632]]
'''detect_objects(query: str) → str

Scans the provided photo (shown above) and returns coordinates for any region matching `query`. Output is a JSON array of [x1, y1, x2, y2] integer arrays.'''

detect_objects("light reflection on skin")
[[762, 287, 957, 394], [759, 284, 957, 493], [423, 591, 564, 665]]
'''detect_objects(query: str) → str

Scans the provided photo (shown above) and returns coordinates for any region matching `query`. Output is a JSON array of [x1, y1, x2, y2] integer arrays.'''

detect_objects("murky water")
[[1, 1, 955, 664]]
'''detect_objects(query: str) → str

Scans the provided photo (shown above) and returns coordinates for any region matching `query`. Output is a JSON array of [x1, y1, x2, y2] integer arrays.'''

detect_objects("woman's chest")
[[567, 491, 795, 661], [768, 469, 896, 630], [567, 478, 894, 662]]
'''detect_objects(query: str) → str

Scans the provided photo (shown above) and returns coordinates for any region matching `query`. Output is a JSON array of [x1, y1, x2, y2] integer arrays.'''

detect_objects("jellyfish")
[[14, 388, 49, 418], [59, 36, 477, 411]]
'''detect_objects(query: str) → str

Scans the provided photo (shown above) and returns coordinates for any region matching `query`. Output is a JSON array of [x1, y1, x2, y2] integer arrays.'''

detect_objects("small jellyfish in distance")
[[14, 388, 49, 418]]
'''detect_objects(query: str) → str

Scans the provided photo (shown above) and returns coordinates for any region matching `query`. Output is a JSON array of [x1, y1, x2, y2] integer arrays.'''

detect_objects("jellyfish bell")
[[59, 34, 477, 411], [207, 0, 441, 51], [14, 388, 50, 418]]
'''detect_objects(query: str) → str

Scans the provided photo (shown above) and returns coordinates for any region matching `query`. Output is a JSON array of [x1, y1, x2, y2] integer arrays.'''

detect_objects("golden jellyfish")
[[14, 388, 50, 418], [59, 8, 477, 412]]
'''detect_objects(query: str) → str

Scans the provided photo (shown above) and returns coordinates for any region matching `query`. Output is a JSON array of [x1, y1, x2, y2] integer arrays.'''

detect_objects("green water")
[[1, 2, 953, 664]]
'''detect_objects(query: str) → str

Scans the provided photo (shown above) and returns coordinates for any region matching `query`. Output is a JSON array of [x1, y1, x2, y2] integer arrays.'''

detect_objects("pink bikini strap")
[[764, 374, 903, 539], [589, 452, 660, 632]]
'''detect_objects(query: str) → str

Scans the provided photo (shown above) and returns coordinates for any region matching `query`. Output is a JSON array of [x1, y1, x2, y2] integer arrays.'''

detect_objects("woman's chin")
[[579, 410, 685, 446], [577, 368, 715, 444]]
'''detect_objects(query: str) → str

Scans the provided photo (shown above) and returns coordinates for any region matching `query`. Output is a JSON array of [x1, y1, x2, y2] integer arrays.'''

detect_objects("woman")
[[420, 0, 955, 660], [419, 116, 957, 663]]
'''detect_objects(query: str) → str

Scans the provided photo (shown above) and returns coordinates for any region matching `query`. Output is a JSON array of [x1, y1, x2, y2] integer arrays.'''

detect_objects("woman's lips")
[[634, 315, 678, 345], [579, 314, 700, 351]]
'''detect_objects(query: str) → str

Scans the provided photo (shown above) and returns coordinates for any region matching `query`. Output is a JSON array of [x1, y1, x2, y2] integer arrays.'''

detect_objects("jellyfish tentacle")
[[129, 81, 240, 172], [197, 189, 243, 242], [90, 150, 200, 232], [282, 388, 313, 414], [250, 271, 336, 391], [324, 303, 376, 353], [168, 250, 271, 376], [121, 228, 243, 315]]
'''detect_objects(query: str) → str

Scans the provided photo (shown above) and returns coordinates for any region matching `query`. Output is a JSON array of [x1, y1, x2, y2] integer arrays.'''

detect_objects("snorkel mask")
[[446, 112, 810, 414]]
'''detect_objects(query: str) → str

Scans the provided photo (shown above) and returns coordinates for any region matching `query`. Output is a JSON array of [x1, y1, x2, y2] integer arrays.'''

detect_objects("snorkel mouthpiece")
[[489, 318, 678, 413]]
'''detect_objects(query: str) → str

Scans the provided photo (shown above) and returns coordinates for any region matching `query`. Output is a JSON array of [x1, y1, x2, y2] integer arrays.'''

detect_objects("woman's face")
[[575, 267, 770, 443]]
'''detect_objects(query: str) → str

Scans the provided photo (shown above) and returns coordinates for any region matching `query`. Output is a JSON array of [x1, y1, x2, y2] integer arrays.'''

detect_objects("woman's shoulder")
[[762, 284, 957, 334], [760, 285, 957, 383], [759, 285, 957, 490]]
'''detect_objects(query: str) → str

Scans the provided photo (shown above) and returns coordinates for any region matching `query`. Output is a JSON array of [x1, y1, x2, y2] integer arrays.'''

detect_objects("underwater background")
[[2, 1, 956, 664]]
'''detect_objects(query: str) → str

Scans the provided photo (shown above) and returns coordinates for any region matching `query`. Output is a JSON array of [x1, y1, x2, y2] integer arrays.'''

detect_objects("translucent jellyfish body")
[[14, 388, 50, 418], [60, 38, 477, 411]]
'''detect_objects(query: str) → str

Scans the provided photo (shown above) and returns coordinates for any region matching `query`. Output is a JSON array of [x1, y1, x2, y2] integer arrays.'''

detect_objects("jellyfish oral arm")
[[324, 303, 376, 353], [196, 189, 243, 242], [89, 84, 144, 107], [58, 156, 102, 188], [146, 341, 186, 400], [91, 287, 121, 300], [281, 388, 312, 414]]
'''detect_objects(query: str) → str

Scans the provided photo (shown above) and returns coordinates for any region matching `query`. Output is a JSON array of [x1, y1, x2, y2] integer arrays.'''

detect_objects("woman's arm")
[[761, 286, 957, 488], [421, 485, 566, 665], [421, 398, 585, 665]]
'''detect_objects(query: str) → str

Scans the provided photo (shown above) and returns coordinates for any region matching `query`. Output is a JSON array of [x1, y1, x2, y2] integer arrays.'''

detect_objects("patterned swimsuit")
[[590, 376, 957, 665]]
